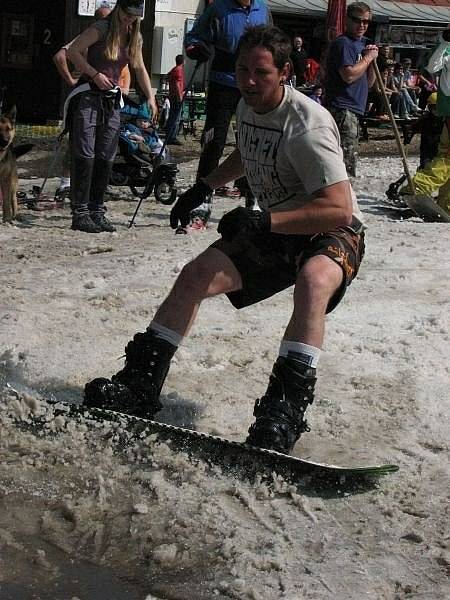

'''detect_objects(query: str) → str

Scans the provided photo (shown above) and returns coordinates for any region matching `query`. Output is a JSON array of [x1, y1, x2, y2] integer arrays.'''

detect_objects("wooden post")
[[373, 60, 416, 194]]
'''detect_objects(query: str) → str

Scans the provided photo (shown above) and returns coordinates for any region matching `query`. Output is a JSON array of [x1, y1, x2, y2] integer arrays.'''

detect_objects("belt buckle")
[[350, 216, 364, 235]]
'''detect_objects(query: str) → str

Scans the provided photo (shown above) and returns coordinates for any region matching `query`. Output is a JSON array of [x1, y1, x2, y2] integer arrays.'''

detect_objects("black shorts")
[[211, 225, 365, 312]]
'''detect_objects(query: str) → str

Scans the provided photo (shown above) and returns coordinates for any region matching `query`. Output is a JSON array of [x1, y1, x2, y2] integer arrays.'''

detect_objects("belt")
[[349, 216, 365, 235]]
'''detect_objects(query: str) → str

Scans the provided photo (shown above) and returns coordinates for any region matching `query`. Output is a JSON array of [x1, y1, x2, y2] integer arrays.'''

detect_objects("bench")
[[359, 115, 418, 142]]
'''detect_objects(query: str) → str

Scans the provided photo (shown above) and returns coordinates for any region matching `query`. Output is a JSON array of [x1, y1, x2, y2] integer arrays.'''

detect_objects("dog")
[[0, 106, 18, 222], [0, 106, 33, 222]]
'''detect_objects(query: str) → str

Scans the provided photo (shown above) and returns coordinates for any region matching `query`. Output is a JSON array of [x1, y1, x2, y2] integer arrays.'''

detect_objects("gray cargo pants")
[[70, 92, 120, 215], [328, 107, 360, 178]]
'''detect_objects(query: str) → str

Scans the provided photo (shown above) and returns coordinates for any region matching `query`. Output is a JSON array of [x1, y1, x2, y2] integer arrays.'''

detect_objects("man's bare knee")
[[174, 259, 212, 301], [174, 251, 239, 301], [296, 257, 343, 303]]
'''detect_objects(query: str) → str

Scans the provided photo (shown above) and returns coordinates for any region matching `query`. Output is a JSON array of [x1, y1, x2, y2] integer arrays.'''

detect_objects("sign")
[[78, 0, 96, 16], [156, 0, 173, 10], [376, 25, 443, 48], [96, 1, 118, 9]]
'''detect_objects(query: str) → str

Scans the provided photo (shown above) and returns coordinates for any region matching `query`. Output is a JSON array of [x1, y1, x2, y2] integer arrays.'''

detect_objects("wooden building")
[[0, 0, 155, 122]]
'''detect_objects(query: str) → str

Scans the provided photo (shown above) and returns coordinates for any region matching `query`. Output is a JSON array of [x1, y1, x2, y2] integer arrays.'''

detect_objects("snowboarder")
[[84, 26, 366, 456]]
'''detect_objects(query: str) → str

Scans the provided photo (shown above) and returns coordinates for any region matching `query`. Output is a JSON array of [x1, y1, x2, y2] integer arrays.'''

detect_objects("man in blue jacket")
[[182, 0, 271, 227]]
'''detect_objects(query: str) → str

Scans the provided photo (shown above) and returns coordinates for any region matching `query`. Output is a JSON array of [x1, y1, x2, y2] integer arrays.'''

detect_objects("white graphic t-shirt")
[[236, 85, 363, 220]]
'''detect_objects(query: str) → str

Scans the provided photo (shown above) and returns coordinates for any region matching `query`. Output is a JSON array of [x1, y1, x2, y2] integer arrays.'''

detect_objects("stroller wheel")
[[155, 181, 177, 205], [110, 170, 128, 186]]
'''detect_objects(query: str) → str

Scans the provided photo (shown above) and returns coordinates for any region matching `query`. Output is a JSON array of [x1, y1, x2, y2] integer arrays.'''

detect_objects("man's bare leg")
[[84, 248, 242, 417], [153, 247, 242, 336], [247, 255, 344, 454], [284, 255, 344, 348]]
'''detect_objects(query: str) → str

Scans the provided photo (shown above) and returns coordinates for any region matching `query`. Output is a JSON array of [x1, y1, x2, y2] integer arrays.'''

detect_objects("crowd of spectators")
[[367, 53, 437, 121]]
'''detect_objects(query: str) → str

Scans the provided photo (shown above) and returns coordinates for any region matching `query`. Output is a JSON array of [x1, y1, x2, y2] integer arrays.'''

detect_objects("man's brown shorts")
[[211, 224, 365, 312]]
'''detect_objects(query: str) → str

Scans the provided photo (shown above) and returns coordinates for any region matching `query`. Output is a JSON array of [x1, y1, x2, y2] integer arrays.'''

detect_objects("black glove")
[[217, 207, 271, 242], [186, 42, 212, 63], [170, 180, 213, 230]]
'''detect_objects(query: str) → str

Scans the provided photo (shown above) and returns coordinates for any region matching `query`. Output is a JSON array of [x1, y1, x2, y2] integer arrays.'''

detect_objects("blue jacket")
[[184, 0, 271, 88]]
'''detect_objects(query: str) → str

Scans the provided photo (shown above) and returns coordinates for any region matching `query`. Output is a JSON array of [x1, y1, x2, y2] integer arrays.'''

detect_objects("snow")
[[0, 145, 449, 599]]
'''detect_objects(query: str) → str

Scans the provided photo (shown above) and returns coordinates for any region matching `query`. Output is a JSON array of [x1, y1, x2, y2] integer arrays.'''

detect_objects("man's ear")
[[7, 105, 17, 125]]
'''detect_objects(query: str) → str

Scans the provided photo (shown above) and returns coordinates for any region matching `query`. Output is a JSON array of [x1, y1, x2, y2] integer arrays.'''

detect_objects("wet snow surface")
[[0, 151, 449, 599]]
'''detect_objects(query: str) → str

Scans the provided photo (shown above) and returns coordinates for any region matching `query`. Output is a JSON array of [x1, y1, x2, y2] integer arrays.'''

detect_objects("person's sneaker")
[[214, 186, 230, 196], [189, 202, 211, 231], [393, 113, 400, 119], [404, 114, 412, 121], [226, 187, 241, 198], [90, 212, 116, 232], [55, 184, 70, 196], [72, 214, 102, 233], [188, 216, 208, 231]]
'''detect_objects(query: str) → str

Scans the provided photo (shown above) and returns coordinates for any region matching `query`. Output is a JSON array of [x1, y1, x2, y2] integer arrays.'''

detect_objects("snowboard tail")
[[6, 385, 398, 488]]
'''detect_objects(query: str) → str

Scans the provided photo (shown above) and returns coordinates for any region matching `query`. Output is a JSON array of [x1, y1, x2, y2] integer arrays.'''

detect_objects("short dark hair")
[[347, 2, 371, 17], [237, 25, 292, 70], [175, 54, 184, 66]]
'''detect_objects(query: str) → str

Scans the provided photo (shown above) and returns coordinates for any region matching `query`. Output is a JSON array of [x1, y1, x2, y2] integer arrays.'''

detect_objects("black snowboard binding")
[[246, 357, 316, 455], [84, 330, 176, 419], [385, 174, 408, 206]]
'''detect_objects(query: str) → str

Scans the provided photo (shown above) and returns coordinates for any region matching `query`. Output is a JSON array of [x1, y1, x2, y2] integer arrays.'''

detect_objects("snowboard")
[[5, 383, 399, 488], [404, 194, 450, 223]]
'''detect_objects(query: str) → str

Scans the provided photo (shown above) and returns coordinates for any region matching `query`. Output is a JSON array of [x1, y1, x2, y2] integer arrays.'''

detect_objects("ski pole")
[[128, 60, 203, 228], [36, 136, 65, 200]]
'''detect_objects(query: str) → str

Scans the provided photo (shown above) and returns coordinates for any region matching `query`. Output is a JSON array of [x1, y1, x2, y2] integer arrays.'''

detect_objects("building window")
[[1, 14, 34, 69]]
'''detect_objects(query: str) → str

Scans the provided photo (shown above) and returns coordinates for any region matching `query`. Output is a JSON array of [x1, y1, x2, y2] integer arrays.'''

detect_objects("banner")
[[376, 25, 443, 48]]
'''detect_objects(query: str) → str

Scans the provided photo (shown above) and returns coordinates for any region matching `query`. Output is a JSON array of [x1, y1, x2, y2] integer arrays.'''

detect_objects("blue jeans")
[[197, 82, 241, 179], [165, 97, 182, 142]]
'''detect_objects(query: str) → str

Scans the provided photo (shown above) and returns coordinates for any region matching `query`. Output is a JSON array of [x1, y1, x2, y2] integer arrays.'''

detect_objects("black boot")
[[246, 357, 316, 454], [89, 159, 116, 231], [70, 157, 95, 226], [89, 158, 113, 210], [84, 330, 177, 419], [90, 212, 116, 232], [72, 213, 102, 233]]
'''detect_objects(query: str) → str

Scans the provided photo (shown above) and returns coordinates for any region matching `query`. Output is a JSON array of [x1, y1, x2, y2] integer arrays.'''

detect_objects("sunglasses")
[[350, 16, 370, 26]]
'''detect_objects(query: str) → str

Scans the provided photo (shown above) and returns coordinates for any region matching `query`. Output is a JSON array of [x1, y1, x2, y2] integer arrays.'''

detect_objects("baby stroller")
[[109, 97, 178, 205]]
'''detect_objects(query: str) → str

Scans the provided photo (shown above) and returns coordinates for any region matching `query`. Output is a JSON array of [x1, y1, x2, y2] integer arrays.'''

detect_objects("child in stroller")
[[121, 115, 165, 162], [110, 99, 177, 206]]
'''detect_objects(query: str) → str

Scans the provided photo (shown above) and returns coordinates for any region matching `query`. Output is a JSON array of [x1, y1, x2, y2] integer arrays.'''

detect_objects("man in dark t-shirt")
[[290, 35, 307, 85], [325, 1, 378, 176]]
